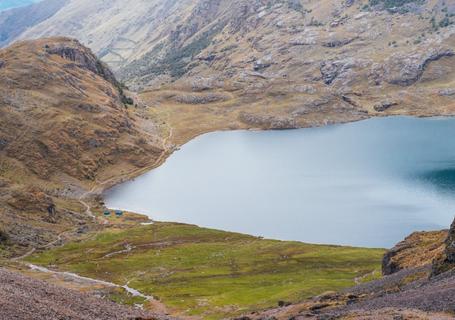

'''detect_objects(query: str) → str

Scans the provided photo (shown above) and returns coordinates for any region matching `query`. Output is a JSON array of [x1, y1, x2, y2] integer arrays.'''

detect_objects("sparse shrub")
[[308, 17, 324, 27], [0, 229, 8, 244]]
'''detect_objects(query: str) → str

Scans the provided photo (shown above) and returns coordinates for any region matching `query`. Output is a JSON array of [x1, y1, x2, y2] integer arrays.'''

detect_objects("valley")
[[0, 0, 455, 319]]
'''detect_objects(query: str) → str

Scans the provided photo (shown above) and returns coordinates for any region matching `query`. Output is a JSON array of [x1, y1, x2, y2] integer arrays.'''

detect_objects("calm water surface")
[[106, 117, 455, 248]]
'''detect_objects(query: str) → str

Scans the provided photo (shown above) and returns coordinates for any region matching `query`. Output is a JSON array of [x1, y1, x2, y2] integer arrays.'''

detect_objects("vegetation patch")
[[366, 0, 425, 12], [27, 222, 384, 318]]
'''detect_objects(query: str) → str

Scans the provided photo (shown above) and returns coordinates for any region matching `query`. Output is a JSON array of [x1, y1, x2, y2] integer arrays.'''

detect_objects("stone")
[[374, 101, 398, 112], [0, 138, 8, 150], [445, 218, 455, 263], [439, 88, 455, 96], [254, 55, 273, 71]]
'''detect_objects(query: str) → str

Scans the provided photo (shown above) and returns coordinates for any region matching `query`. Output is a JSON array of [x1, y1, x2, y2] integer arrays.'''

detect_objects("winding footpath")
[[27, 264, 154, 301]]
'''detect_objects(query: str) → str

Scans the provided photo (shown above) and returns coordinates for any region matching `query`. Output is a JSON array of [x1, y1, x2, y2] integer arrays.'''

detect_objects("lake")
[[105, 117, 455, 248]]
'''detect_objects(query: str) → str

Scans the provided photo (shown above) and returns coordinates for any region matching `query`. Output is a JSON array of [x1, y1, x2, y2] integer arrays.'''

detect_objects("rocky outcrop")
[[446, 218, 455, 262], [432, 217, 455, 275], [384, 48, 455, 86], [382, 230, 448, 276], [238, 112, 297, 129], [7, 187, 53, 213], [319, 59, 366, 86], [45, 39, 119, 86], [173, 92, 230, 104], [439, 88, 455, 96], [374, 100, 398, 112]]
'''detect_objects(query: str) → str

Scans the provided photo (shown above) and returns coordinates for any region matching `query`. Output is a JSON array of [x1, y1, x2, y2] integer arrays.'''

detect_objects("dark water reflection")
[[106, 117, 455, 248]]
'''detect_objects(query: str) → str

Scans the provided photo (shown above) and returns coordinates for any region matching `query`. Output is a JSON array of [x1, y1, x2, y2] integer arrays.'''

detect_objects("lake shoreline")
[[103, 115, 455, 248], [100, 113, 455, 194]]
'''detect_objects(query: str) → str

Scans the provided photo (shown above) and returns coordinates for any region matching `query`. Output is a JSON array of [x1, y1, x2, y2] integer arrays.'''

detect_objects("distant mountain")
[[0, 0, 39, 11], [0, 0, 67, 47], [5, 0, 454, 104]]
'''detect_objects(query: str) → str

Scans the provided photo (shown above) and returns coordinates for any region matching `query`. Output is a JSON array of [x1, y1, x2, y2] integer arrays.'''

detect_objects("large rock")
[[432, 217, 455, 275], [446, 218, 455, 262], [382, 230, 448, 275]]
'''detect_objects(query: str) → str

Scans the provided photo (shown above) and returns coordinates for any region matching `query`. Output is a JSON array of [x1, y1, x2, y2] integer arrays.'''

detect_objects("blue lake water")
[[105, 117, 455, 248]]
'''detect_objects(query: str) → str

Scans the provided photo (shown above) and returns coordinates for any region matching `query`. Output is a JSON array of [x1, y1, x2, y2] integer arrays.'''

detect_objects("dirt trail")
[[354, 270, 378, 285], [27, 264, 154, 300], [0, 268, 159, 320]]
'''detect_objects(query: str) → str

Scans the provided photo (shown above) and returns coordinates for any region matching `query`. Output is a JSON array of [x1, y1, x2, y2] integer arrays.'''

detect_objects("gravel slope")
[[0, 268, 167, 320]]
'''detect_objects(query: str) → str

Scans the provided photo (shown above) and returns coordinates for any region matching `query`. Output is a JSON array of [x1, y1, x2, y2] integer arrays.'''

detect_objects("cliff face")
[[0, 38, 162, 251]]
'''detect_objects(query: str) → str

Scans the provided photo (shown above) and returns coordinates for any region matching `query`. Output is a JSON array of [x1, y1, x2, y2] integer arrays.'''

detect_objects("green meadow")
[[27, 222, 384, 318]]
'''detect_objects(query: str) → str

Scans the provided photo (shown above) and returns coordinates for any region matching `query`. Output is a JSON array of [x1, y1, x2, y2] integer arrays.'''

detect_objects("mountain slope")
[[5, 0, 455, 145], [0, 267, 161, 320], [0, 37, 163, 252], [0, 0, 67, 47]]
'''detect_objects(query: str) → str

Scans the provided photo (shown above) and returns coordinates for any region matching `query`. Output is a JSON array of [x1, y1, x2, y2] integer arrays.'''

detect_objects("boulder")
[[446, 218, 455, 263], [254, 55, 273, 71], [432, 217, 455, 275], [383, 230, 448, 275], [438, 88, 455, 96], [374, 100, 398, 112]]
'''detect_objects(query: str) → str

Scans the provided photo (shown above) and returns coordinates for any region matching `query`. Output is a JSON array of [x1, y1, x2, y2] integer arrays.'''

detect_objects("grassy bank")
[[27, 222, 384, 318]]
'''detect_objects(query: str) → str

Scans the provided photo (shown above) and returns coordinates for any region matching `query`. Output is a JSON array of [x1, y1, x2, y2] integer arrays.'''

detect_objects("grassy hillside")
[[27, 222, 384, 319]]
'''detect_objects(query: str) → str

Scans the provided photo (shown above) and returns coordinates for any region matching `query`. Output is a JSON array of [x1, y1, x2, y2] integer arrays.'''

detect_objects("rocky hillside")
[[0, 38, 163, 253], [3, 0, 455, 141], [0, 268, 163, 320]]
